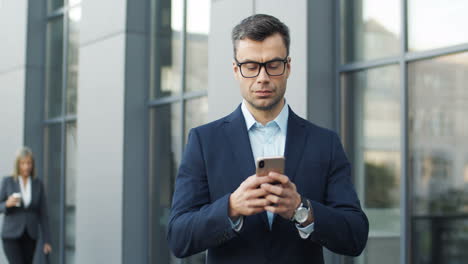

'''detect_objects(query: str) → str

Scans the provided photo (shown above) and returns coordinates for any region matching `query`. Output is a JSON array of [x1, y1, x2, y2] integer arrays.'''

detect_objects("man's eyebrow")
[[237, 57, 286, 64]]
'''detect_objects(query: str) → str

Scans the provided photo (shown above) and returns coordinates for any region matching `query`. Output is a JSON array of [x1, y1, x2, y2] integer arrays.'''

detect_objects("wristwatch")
[[291, 196, 311, 225]]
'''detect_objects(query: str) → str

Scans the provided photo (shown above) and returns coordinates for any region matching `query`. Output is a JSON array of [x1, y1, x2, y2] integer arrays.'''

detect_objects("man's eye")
[[244, 63, 259, 70], [267, 61, 281, 69]]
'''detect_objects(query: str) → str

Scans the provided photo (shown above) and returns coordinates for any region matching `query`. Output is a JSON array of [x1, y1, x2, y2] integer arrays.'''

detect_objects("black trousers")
[[2, 231, 37, 264]]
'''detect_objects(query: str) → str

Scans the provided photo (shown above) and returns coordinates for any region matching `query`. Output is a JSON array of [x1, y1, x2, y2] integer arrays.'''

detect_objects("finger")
[[238, 175, 256, 190], [267, 172, 290, 185], [245, 188, 269, 199], [246, 198, 272, 208], [264, 194, 280, 204], [244, 175, 277, 189], [254, 175, 279, 186], [260, 183, 285, 197]]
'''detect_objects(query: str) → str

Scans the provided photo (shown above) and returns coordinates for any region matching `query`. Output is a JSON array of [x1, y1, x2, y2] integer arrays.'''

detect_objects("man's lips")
[[254, 90, 273, 96]]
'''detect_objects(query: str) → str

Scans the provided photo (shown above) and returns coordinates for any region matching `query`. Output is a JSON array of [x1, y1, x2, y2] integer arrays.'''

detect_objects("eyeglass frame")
[[234, 56, 289, 78]]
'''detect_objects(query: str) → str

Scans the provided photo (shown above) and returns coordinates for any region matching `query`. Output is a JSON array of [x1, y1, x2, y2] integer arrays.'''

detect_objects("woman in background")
[[0, 147, 52, 264]]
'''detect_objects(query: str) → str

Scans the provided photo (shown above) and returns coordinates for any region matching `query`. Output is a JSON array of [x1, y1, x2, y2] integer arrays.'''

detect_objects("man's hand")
[[260, 172, 302, 220], [229, 174, 277, 221]]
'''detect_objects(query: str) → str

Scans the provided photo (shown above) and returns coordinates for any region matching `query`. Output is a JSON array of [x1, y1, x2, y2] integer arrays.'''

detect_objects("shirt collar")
[[241, 99, 289, 133], [18, 176, 31, 187]]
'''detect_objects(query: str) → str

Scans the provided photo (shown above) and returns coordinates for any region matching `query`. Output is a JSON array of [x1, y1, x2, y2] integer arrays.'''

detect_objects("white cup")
[[12, 192, 21, 207]]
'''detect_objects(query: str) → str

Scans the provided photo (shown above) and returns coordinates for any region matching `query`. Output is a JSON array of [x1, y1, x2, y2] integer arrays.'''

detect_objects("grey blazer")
[[0, 176, 51, 243]]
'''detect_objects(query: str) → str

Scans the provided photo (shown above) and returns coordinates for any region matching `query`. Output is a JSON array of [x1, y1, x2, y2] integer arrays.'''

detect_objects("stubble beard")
[[247, 94, 284, 112]]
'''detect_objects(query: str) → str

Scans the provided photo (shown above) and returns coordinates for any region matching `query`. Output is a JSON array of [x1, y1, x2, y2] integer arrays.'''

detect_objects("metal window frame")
[[146, 0, 208, 263], [336, 1, 468, 264], [44, 1, 79, 263]]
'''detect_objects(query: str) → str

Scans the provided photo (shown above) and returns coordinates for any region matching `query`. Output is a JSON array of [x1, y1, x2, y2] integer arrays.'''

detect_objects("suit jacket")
[[168, 105, 369, 264], [0, 176, 51, 244]]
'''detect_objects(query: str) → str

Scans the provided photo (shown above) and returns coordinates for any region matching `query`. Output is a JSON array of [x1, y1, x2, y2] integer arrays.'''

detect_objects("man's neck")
[[246, 99, 285, 125]]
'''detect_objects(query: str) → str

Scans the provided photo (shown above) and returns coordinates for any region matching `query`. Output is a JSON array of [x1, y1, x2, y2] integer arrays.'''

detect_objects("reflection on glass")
[[149, 103, 181, 264], [44, 124, 63, 264], [340, 0, 400, 63], [69, 0, 82, 6], [409, 52, 468, 264], [408, 0, 468, 51], [184, 97, 208, 142], [66, 7, 81, 115], [150, 0, 183, 99], [48, 0, 64, 12], [186, 0, 210, 93], [341, 65, 401, 264], [45, 17, 64, 119], [65, 123, 77, 264]]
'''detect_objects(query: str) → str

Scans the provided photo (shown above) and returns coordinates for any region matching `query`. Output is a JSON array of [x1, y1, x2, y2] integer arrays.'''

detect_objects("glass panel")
[[184, 96, 208, 142], [44, 124, 63, 264], [340, 0, 400, 63], [408, 0, 468, 51], [69, 0, 82, 6], [65, 123, 77, 264], [45, 17, 64, 119], [150, 0, 183, 99], [48, 0, 64, 12], [409, 52, 468, 264], [185, 0, 210, 93], [149, 103, 181, 264], [66, 7, 81, 115], [341, 65, 401, 264]]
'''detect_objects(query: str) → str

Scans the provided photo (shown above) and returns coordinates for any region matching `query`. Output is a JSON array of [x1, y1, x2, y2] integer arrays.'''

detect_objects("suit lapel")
[[13, 178, 21, 193], [30, 178, 37, 208], [284, 108, 307, 182], [223, 105, 256, 181], [223, 106, 270, 227]]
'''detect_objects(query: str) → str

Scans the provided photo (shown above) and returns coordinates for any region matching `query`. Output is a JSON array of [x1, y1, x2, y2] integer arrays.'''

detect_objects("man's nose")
[[256, 65, 270, 82]]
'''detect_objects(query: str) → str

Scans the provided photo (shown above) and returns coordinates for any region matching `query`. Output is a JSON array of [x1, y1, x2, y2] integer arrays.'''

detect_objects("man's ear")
[[285, 56, 291, 78], [233, 61, 240, 81]]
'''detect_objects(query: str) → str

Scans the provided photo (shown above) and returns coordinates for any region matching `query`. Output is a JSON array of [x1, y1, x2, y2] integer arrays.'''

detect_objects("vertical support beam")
[[122, 0, 150, 263], [307, 0, 336, 130], [400, 0, 409, 264], [24, 0, 47, 262], [58, 5, 70, 264]]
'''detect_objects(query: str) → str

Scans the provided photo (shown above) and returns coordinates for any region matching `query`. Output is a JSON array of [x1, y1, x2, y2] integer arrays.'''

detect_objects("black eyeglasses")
[[235, 56, 288, 78]]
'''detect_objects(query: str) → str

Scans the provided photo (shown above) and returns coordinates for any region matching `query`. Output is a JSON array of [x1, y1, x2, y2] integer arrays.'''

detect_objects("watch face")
[[295, 207, 309, 223]]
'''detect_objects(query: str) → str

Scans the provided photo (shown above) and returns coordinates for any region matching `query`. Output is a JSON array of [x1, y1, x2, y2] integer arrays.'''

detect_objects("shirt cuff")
[[295, 221, 315, 239], [228, 216, 244, 232]]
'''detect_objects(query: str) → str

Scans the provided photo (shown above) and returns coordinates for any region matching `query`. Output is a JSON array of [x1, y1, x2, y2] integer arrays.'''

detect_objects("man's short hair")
[[232, 14, 290, 58]]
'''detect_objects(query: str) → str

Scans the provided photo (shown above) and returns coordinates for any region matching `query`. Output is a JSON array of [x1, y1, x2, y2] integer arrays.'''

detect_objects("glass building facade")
[[148, 0, 209, 263], [0, 0, 466, 263], [340, 1, 468, 263], [44, 0, 81, 263]]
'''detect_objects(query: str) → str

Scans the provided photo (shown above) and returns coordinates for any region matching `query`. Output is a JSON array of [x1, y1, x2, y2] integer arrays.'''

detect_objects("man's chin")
[[250, 100, 278, 111]]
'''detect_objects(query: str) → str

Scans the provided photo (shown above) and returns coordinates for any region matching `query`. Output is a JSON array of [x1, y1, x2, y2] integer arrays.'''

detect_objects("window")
[[409, 52, 468, 264], [341, 65, 401, 264], [148, 0, 210, 263], [339, 1, 468, 264], [44, 1, 81, 263]]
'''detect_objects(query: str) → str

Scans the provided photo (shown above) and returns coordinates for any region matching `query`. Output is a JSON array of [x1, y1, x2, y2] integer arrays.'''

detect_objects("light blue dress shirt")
[[229, 100, 314, 239]]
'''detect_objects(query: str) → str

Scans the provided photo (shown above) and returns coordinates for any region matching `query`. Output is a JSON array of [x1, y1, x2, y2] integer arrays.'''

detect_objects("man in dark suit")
[[167, 14, 368, 263]]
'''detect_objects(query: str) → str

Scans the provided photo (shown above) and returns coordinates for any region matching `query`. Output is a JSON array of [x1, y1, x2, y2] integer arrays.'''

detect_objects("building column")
[[75, 0, 127, 262]]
